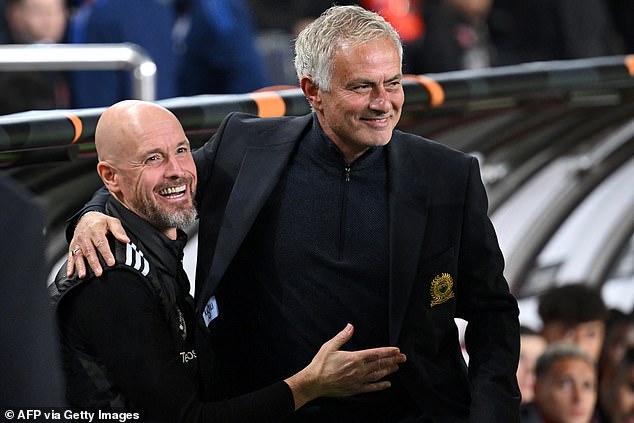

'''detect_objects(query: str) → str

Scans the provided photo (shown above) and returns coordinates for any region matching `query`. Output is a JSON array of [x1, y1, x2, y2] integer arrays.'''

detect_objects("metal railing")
[[0, 43, 157, 101], [0, 54, 632, 159]]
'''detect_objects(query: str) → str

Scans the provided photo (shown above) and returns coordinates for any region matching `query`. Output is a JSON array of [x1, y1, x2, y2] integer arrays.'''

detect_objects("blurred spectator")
[[0, 0, 71, 114], [488, 0, 623, 66], [245, 0, 303, 86], [361, 0, 425, 44], [597, 347, 634, 423], [5, 0, 68, 43], [538, 283, 608, 361], [293, 0, 492, 75], [406, 0, 494, 74], [177, 0, 268, 95], [599, 309, 634, 383], [598, 310, 634, 421], [521, 343, 598, 423], [67, 0, 178, 108], [518, 326, 548, 404]]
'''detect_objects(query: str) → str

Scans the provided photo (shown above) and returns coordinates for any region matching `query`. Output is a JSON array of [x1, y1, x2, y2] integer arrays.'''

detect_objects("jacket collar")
[[106, 197, 188, 279]]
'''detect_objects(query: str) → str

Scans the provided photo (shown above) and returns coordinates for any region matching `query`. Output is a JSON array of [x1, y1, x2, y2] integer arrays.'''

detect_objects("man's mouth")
[[361, 115, 391, 125], [158, 184, 187, 199]]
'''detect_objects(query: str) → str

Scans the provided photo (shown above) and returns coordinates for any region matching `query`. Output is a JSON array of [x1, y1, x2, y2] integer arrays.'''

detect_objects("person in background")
[[0, 0, 71, 114], [597, 310, 634, 422], [518, 326, 548, 404], [51, 100, 406, 421], [4, 0, 67, 43], [407, 0, 495, 74], [597, 347, 634, 423], [538, 283, 608, 361], [521, 343, 598, 423], [176, 0, 269, 95], [67, 6, 521, 421], [67, 0, 178, 108]]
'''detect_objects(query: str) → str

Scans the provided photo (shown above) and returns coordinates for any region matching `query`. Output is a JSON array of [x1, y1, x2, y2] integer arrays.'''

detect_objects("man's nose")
[[369, 86, 390, 111], [164, 156, 186, 177]]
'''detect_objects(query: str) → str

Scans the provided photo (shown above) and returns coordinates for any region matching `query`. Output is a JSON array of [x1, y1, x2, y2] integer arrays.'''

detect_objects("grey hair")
[[535, 343, 596, 378], [294, 5, 403, 92]]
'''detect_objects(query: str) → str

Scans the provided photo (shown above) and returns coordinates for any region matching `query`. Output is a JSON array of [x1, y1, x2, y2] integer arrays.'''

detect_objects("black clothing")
[[73, 112, 522, 422], [0, 174, 64, 406], [53, 197, 294, 422], [210, 119, 421, 422]]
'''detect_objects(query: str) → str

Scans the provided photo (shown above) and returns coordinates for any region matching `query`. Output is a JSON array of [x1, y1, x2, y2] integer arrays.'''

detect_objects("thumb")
[[325, 323, 354, 352]]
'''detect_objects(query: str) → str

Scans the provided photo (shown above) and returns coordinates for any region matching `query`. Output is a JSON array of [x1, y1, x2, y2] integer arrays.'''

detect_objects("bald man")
[[50, 100, 405, 422]]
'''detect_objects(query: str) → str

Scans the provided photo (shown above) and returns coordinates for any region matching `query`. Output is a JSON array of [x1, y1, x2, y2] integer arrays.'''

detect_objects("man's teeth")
[[160, 185, 186, 197]]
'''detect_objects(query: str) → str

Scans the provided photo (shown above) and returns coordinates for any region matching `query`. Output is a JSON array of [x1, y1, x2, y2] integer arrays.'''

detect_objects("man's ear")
[[97, 161, 120, 193], [300, 76, 322, 111]]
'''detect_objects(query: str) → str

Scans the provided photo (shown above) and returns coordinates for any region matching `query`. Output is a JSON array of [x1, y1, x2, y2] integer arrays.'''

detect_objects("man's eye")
[[146, 155, 162, 164]]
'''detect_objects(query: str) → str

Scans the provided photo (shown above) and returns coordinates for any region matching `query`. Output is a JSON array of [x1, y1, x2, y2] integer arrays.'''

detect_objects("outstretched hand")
[[66, 211, 129, 278], [285, 323, 406, 410]]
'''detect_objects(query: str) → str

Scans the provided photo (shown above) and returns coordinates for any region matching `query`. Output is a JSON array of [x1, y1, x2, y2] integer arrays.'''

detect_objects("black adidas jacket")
[[51, 197, 293, 422]]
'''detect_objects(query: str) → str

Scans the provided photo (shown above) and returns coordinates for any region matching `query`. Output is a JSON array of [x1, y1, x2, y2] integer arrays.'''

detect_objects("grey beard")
[[158, 206, 198, 230], [134, 196, 198, 231]]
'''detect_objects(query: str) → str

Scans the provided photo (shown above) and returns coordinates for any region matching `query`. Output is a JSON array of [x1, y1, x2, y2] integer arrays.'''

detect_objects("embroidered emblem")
[[430, 273, 455, 307]]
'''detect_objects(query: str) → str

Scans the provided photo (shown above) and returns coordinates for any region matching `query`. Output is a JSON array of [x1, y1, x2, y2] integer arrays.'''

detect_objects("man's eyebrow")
[[349, 74, 403, 85]]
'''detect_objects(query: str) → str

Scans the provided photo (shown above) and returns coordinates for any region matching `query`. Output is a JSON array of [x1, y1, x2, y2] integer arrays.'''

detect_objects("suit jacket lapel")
[[204, 116, 310, 297], [388, 136, 429, 344]]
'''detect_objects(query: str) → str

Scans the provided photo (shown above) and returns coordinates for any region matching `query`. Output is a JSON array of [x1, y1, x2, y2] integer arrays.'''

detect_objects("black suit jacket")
[[193, 112, 521, 422]]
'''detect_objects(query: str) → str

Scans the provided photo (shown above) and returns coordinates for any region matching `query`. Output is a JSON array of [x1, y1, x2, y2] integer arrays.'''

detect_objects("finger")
[[80, 240, 103, 277], [355, 380, 392, 393], [109, 219, 130, 244], [369, 353, 406, 367], [66, 249, 76, 277], [68, 245, 88, 279], [322, 323, 354, 352], [367, 363, 400, 381], [67, 244, 84, 278], [355, 347, 403, 364], [75, 254, 88, 279], [94, 236, 115, 267]]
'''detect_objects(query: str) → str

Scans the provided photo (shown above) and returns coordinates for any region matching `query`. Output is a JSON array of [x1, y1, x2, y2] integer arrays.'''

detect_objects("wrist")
[[284, 368, 320, 410]]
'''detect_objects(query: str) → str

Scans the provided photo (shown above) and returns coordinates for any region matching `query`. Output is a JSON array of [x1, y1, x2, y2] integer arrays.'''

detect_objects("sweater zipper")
[[339, 163, 351, 259]]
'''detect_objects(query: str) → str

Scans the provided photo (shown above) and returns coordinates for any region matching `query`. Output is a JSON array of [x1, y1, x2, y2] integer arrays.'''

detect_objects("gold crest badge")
[[430, 273, 455, 307]]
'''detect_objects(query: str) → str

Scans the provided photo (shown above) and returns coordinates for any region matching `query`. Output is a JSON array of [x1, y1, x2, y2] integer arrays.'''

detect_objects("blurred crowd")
[[517, 283, 634, 423], [1, 0, 632, 115]]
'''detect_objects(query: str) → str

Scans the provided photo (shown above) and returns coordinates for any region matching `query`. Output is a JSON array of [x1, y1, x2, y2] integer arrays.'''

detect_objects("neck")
[[163, 227, 177, 240]]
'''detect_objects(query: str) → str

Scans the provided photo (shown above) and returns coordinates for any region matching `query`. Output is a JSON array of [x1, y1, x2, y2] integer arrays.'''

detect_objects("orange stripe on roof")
[[250, 91, 286, 117], [65, 114, 83, 143], [413, 75, 445, 107], [626, 55, 634, 78]]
